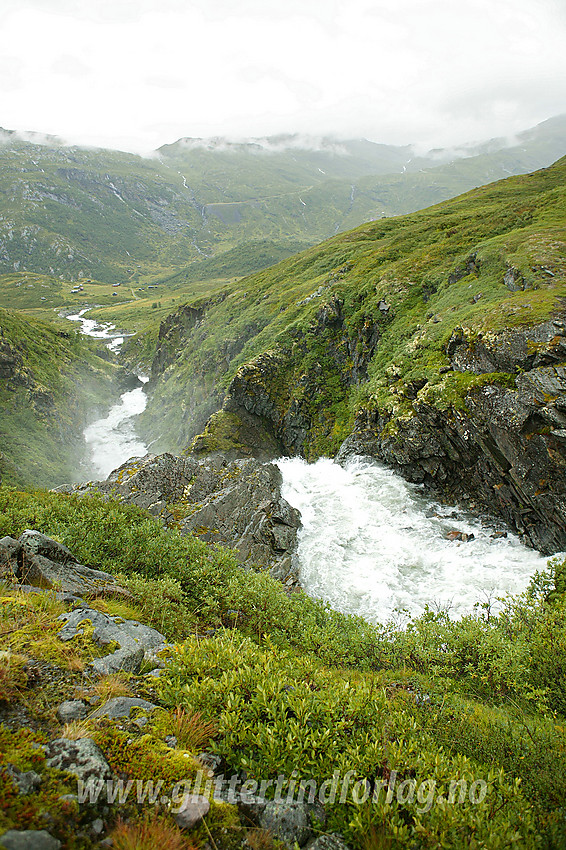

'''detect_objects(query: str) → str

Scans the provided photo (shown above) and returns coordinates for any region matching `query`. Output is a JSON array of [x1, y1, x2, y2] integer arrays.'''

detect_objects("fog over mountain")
[[1, 0, 565, 154]]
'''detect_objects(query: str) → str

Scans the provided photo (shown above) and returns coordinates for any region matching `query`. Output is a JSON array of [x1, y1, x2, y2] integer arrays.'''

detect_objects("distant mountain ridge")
[[0, 115, 565, 287]]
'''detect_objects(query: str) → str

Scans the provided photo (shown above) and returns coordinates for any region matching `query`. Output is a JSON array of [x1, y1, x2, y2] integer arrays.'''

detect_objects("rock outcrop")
[[196, 296, 386, 460], [0, 530, 127, 596], [58, 607, 168, 675], [339, 318, 566, 554], [57, 452, 301, 587]]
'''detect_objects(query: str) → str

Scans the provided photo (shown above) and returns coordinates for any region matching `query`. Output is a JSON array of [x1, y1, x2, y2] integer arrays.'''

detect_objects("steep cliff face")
[[192, 293, 385, 459], [338, 318, 566, 553], [142, 157, 566, 553]]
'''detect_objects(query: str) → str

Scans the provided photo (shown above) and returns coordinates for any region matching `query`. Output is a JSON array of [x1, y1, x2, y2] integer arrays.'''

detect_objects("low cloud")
[[0, 0, 565, 153], [170, 135, 350, 155]]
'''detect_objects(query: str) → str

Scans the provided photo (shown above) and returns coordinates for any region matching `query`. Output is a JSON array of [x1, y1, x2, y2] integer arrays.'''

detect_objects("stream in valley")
[[69, 309, 547, 623], [66, 308, 150, 480]]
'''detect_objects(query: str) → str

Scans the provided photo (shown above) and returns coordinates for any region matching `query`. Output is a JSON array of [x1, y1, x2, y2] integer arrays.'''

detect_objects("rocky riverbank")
[[55, 452, 302, 589], [338, 316, 566, 554]]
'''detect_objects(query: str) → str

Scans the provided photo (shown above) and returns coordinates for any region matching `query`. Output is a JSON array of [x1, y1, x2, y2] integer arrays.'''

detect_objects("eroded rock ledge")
[[56, 453, 301, 589], [339, 317, 566, 554]]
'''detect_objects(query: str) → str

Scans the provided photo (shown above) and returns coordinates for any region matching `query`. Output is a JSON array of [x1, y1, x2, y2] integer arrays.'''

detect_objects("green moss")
[[420, 371, 516, 412], [0, 725, 95, 847], [191, 409, 265, 457], [93, 726, 200, 785]]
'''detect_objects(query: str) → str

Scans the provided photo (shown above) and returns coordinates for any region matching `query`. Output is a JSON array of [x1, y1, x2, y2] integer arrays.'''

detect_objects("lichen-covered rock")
[[15, 530, 124, 596], [306, 835, 351, 850], [58, 607, 167, 675], [259, 800, 312, 848], [90, 696, 156, 720], [4, 764, 41, 795], [0, 830, 61, 850], [54, 452, 193, 519], [46, 737, 111, 783]]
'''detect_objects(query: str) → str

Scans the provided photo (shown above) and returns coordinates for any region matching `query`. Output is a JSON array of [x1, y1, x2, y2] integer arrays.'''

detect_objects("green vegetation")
[[139, 156, 566, 457], [0, 305, 123, 487], [1, 117, 564, 345], [2, 120, 566, 850], [1, 487, 565, 847]]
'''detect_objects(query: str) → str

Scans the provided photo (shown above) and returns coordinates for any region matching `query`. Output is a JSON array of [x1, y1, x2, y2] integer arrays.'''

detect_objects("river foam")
[[278, 456, 547, 623], [65, 308, 149, 478]]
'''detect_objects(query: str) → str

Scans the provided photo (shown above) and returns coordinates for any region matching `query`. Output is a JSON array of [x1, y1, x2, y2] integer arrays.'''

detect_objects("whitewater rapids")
[[278, 456, 547, 623]]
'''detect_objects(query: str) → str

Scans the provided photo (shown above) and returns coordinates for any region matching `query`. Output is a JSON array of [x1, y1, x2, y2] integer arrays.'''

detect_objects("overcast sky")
[[0, 0, 565, 153]]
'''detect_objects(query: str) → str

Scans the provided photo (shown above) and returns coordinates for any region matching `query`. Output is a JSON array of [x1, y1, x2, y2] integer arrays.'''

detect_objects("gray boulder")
[[57, 700, 88, 724], [90, 697, 156, 720], [259, 801, 312, 848], [0, 537, 20, 579], [15, 530, 125, 596], [58, 607, 167, 675], [0, 831, 61, 850], [46, 738, 111, 783]]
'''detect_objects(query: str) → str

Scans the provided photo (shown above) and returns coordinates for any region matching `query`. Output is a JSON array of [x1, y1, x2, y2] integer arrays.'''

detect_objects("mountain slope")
[[0, 306, 127, 487], [0, 116, 564, 297], [140, 156, 566, 552]]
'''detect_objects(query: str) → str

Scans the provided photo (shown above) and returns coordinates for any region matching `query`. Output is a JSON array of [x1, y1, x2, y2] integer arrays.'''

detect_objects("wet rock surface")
[[338, 317, 566, 554]]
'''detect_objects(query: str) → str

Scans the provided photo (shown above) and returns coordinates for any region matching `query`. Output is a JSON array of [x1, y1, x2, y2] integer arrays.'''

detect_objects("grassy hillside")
[[0, 117, 564, 325], [1, 487, 565, 847], [0, 306, 124, 487], [139, 155, 566, 457]]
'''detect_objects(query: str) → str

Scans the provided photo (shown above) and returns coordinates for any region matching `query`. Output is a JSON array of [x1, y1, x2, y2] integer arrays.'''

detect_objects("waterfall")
[[66, 308, 149, 478]]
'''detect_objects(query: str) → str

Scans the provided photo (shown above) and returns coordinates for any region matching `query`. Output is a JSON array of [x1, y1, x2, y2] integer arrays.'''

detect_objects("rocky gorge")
[[134, 158, 566, 562], [337, 315, 566, 554], [2, 153, 566, 850]]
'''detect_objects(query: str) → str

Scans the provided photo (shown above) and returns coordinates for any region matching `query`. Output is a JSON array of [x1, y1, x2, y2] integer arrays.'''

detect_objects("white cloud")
[[0, 0, 564, 152]]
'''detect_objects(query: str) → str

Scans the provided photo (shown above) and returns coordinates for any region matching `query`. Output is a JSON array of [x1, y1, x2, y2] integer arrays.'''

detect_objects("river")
[[278, 456, 545, 623], [66, 307, 150, 480], [69, 309, 546, 623]]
